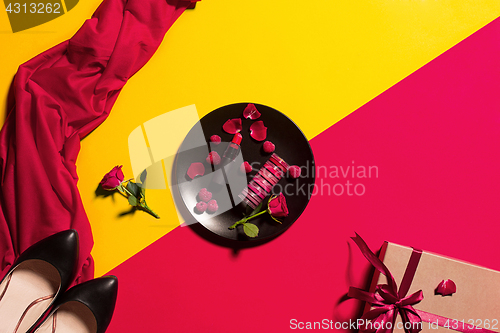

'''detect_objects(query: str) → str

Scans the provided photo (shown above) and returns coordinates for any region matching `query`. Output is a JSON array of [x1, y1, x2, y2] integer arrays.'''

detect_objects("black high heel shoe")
[[32, 276, 118, 333], [0, 230, 79, 333]]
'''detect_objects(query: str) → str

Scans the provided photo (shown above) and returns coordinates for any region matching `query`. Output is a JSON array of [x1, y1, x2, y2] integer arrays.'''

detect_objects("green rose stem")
[[229, 210, 267, 229], [117, 183, 160, 219]]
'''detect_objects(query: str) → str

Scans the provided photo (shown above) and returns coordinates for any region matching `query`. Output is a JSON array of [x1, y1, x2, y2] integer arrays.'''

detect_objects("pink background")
[[106, 16, 500, 333]]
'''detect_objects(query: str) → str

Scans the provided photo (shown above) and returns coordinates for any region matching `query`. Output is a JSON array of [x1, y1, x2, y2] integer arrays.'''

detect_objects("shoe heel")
[[0, 230, 79, 333]]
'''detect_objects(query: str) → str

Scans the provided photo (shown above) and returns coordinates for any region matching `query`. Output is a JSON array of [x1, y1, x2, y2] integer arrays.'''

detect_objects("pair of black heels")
[[0, 230, 117, 333]]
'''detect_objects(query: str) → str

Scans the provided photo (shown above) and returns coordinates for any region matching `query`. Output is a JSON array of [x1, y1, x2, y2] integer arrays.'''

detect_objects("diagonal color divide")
[[82, 0, 500, 277], [105, 16, 500, 332], [4, 0, 78, 32]]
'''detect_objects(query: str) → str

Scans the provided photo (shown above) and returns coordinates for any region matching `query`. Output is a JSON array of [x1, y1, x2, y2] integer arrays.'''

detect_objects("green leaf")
[[127, 182, 142, 199], [128, 195, 138, 206], [243, 223, 259, 238], [140, 169, 148, 184], [250, 201, 264, 216]]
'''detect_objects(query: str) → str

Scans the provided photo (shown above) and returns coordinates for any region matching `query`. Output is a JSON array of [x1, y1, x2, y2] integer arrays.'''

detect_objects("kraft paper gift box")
[[349, 235, 500, 333]]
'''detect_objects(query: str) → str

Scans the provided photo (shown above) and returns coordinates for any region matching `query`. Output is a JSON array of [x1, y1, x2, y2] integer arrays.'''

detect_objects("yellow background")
[[1, 0, 499, 276]]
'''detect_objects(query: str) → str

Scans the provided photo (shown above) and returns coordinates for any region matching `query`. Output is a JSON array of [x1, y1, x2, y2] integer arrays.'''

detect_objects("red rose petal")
[[435, 279, 456, 296], [222, 118, 242, 134], [187, 162, 205, 179], [243, 104, 261, 120], [249, 121, 267, 141]]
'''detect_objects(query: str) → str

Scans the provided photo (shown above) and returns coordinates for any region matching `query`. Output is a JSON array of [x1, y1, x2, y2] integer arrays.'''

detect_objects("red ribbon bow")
[[348, 234, 424, 333]]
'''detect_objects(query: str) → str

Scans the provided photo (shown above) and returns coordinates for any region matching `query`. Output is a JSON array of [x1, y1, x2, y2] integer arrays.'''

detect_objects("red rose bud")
[[100, 165, 124, 190], [267, 193, 289, 218], [435, 279, 456, 296]]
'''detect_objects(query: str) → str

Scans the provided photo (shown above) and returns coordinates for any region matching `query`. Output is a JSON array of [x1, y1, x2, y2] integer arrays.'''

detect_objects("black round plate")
[[173, 103, 315, 241]]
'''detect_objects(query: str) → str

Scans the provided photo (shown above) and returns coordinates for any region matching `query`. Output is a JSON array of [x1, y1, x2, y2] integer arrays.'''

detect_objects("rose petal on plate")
[[249, 121, 267, 141], [222, 118, 242, 134], [435, 279, 456, 296], [187, 162, 205, 179], [243, 104, 261, 120]]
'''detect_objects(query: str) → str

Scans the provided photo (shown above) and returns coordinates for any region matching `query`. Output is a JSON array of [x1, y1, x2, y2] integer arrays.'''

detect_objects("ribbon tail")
[[352, 233, 399, 297]]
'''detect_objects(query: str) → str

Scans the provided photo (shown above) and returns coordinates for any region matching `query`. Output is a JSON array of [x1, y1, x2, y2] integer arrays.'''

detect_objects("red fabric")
[[0, 0, 190, 283]]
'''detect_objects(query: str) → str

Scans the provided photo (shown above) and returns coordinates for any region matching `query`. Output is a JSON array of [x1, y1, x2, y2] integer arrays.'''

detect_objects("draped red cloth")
[[0, 0, 191, 283]]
